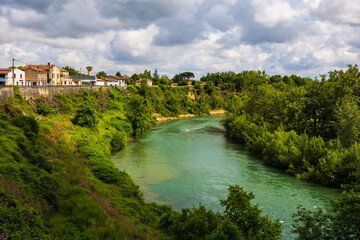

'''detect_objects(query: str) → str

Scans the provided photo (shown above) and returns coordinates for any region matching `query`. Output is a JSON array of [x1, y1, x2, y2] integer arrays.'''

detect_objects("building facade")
[[22, 66, 48, 86], [23, 63, 72, 86]]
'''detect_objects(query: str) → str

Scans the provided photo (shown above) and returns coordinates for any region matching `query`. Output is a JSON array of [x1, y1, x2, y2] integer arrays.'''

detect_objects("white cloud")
[[252, 0, 299, 27], [0, 0, 358, 79], [309, 0, 360, 25]]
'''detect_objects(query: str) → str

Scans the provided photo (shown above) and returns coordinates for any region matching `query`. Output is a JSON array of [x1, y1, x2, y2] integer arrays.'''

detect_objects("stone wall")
[[0, 87, 14, 102], [0, 86, 126, 102]]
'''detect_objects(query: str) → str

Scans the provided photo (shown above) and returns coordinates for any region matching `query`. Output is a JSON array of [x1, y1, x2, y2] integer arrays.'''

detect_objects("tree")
[[125, 95, 156, 136], [138, 69, 152, 80], [131, 73, 140, 81], [71, 104, 99, 129], [181, 72, 195, 80], [172, 74, 184, 83], [178, 80, 188, 86], [62, 66, 83, 76], [153, 69, 159, 83], [159, 185, 282, 240], [334, 97, 360, 147], [292, 191, 360, 240], [159, 76, 170, 85], [96, 71, 107, 78], [221, 185, 283, 240], [116, 71, 122, 77]]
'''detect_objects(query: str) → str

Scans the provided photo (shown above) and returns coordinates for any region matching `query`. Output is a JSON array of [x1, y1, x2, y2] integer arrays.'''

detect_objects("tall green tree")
[[125, 95, 156, 136], [221, 185, 283, 240], [292, 191, 360, 240], [63, 66, 83, 76], [96, 71, 107, 78], [153, 69, 159, 82], [334, 97, 360, 147], [181, 72, 195, 80]]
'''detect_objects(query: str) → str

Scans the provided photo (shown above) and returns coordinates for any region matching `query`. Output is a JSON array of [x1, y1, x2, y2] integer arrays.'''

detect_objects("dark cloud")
[[3, 0, 115, 38], [2, 0, 62, 12], [96, 0, 176, 29], [152, 0, 236, 46], [241, 25, 296, 44]]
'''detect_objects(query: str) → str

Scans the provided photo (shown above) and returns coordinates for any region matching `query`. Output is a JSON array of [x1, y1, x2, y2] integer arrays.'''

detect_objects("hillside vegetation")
[[220, 65, 360, 238], [0, 84, 283, 239]]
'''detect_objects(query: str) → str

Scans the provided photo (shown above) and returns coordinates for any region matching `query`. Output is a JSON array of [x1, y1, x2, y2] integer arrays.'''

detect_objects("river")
[[112, 115, 339, 239]]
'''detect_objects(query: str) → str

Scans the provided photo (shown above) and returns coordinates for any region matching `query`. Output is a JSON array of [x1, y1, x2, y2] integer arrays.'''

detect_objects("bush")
[[110, 117, 133, 135], [159, 185, 282, 240], [12, 116, 39, 143], [71, 104, 99, 129], [36, 102, 56, 116], [110, 131, 128, 151], [292, 191, 360, 240]]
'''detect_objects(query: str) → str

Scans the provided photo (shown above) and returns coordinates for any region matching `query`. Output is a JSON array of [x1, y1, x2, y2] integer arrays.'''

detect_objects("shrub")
[[71, 105, 99, 129], [110, 131, 128, 151], [36, 102, 56, 116], [110, 117, 133, 135], [12, 116, 39, 143]]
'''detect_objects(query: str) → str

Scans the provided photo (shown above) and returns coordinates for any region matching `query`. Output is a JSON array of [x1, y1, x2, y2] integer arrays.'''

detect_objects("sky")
[[0, 0, 359, 79]]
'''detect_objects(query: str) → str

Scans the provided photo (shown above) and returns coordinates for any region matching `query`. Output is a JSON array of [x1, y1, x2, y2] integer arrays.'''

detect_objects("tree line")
[[1, 66, 360, 239], [222, 65, 360, 239]]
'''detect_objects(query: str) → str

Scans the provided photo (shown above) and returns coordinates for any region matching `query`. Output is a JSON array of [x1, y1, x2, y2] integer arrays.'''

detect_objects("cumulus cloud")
[[0, 0, 358, 78], [309, 0, 360, 25], [110, 24, 159, 63], [252, 0, 299, 27]]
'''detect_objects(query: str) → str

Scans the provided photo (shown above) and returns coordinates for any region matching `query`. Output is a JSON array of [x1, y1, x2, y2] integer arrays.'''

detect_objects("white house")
[[95, 77, 109, 86], [107, 75, 128, 87], [0, 68, 26, 86], [70, 75, 96, 85]]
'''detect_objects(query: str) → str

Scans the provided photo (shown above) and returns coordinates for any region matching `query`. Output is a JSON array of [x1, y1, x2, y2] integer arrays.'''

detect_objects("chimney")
[[48, 62, 51, 66]]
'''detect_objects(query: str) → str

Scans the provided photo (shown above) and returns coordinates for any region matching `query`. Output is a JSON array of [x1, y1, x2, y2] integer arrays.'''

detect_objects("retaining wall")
[[0, 87, 14, 102], [0, 86, 126, 102]]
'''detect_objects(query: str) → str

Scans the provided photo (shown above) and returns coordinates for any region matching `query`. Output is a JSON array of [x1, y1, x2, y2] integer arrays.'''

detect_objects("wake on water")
[[185, 126, 225, 134]]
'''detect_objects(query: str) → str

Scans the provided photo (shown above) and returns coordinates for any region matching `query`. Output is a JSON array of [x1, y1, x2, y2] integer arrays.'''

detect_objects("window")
[[20, 74, 22, 79], [14, 74, 16, 78]]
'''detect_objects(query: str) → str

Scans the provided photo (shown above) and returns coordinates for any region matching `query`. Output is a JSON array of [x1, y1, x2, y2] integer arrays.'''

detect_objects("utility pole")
[[12, 58, 15, 85], [80, 67, 82, 85]]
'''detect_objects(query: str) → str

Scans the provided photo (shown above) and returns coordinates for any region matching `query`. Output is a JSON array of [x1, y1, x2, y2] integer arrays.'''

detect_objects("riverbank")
[[112, 115, 339, 240], [154, 109, 226, 122]]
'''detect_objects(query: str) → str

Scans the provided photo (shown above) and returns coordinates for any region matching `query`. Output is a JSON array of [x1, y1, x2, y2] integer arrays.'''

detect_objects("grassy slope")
[[0, 85, 235, 239], [0, 91, 170, 239]]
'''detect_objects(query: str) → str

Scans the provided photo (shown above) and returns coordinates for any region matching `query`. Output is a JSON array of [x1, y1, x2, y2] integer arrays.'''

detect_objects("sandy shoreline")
[[155, 109, 226, 122]]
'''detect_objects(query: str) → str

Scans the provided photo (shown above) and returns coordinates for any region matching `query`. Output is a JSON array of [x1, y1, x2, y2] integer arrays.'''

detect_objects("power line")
[[13, 58, 28, 66]]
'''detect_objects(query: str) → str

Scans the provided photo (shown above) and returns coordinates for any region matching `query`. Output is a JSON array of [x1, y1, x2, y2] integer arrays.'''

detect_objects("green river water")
[[112, 116, 339, 239]]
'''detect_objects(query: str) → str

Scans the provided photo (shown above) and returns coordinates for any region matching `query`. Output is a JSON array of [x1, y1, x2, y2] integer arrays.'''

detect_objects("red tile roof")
[[0, 68, 11, 74], [109, 75, 122, 80], [23, 64, 55, 71]]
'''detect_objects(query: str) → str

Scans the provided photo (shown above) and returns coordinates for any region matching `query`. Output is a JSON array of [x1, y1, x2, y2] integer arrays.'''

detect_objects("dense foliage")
[[2, 65, 360, 239], [0, 84, 286, 239], [159, 185, 282, 240], [292, 191, 360, 239], [223, 65, 360, 191], [222, 65, 360, 239], [200, 70, 311, 92]]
